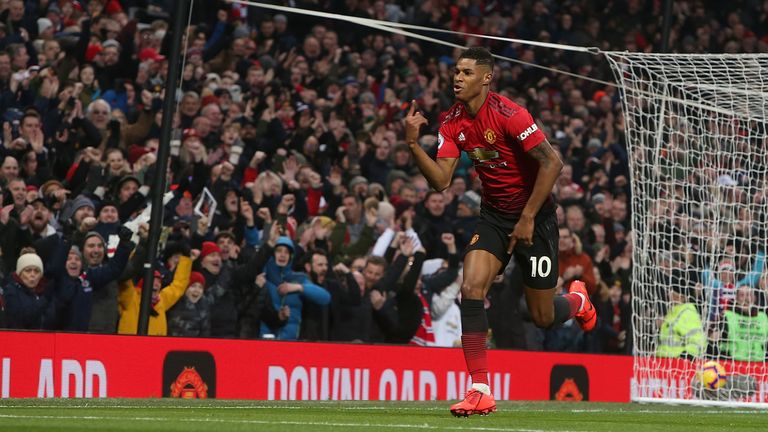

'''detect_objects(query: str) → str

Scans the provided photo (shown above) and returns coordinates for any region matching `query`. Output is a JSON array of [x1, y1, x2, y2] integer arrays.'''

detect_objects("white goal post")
[[604, 52, 768, 407]]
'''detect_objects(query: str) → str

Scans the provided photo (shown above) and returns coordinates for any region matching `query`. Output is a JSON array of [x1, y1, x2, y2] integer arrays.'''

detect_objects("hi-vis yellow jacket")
[[656, 303, 706, 358]]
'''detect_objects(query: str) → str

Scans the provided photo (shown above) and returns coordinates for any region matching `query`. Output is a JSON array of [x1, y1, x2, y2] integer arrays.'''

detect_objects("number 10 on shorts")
[[529, 256, 552, 278]]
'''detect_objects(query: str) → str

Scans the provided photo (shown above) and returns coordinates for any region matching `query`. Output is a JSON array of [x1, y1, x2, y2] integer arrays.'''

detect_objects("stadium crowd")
[[0, 0, 765, 357]]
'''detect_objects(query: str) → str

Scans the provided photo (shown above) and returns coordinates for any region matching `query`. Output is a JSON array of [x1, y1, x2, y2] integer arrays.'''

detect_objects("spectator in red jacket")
[[558, 226, 596, 294]]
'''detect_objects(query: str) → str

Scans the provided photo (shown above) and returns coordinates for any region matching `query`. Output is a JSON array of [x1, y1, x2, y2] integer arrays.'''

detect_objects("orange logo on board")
[[554, 378, 584, 401], [470, 234, 480, 245], [170, 367, 209, 399], [484, 129, 497, 144]]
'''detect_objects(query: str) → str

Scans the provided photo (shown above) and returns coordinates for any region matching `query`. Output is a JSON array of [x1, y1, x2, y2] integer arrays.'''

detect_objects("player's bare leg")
[[450, 250, 500, 417], [524, 282, 595, 331]]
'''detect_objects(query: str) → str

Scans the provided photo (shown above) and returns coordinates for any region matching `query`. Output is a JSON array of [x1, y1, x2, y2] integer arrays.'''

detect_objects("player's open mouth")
[[453, 86, 462, 93]]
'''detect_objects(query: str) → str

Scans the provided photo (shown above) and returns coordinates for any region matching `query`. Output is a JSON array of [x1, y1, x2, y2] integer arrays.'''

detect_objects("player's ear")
[[483, 69, 493, 86]]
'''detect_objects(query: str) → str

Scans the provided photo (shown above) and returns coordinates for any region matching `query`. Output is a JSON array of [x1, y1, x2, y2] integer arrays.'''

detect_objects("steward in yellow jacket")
[[118, 256, 192, 335], [656, 286, 706, 359]]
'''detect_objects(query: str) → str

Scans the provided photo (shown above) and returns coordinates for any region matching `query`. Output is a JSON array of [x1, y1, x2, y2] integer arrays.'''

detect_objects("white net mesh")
[[605, 52, 768, 407]]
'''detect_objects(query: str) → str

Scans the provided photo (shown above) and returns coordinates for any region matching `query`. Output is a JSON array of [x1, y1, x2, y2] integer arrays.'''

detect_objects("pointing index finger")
[[408, 100, 418, 117]]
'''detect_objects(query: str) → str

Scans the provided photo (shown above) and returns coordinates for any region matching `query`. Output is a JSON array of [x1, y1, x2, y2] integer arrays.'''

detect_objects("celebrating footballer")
[[404, 47, 597, 416]]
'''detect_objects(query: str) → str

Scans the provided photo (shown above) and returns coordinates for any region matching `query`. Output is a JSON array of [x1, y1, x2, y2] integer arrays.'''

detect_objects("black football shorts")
[[464, 205, 559, 289]]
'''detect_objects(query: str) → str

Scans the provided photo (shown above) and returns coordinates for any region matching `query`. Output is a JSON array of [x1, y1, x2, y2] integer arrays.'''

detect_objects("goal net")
[[604, 52, 768, 407]]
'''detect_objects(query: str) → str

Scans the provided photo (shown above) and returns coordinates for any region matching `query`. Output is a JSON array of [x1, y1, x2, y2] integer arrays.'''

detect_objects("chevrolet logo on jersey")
[[467, 148, 499, 161]]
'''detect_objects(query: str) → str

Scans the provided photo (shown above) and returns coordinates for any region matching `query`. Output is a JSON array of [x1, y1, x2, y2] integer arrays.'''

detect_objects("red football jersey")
[[437, 92, 547, 215]]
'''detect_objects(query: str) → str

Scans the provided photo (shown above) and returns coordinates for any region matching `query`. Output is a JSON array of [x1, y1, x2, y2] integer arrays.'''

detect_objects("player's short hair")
[[458, 47, 494, 70]]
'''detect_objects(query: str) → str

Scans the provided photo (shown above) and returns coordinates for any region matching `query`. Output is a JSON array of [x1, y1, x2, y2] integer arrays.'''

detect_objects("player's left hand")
[[507, 215, 534, 253], [404, 100, 428, 145]]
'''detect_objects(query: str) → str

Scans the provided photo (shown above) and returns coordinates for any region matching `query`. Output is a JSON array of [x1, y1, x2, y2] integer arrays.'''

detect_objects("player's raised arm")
[[404, 101, 457, 191]]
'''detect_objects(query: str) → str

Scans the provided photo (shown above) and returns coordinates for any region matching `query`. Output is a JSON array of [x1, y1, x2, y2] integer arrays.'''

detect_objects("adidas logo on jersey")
[[458, 132, 466, 142], [517, 124, 539, 141]]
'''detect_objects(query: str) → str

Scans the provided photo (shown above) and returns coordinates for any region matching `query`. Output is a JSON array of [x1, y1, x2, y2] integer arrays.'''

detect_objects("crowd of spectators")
[[0, 0, 765, 356]]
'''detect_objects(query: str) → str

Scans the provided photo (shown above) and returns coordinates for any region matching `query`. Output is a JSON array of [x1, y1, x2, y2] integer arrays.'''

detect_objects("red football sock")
[[461, 332, 489, 385]]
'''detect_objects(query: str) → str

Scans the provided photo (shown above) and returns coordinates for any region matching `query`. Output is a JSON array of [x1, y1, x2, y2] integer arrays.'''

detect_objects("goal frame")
[[605, 51, 768, 408]]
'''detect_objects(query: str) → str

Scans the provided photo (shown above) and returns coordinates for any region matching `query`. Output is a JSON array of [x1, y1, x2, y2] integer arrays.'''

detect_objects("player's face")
[[453, 58, 491, 103]]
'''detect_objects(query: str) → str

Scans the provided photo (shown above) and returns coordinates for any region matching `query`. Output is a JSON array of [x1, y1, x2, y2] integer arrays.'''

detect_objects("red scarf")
[[306, 187, 324, 216], [409, 292, 435, 346]]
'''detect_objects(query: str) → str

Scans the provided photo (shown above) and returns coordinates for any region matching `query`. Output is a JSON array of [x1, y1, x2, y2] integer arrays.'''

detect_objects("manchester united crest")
[[484, 128, 497, 144]]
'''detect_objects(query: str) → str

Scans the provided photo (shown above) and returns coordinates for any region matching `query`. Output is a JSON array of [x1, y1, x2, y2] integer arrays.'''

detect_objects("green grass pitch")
[[0, 399, 766, 431]]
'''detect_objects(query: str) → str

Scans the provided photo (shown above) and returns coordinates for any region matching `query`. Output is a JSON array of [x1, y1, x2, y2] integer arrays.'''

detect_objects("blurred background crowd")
[[0, 0, 765, 357]]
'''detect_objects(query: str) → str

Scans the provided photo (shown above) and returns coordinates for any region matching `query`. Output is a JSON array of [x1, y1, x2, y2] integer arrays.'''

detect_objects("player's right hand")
[[507, 215, 534, 254], [404, 100, 428, 146]]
